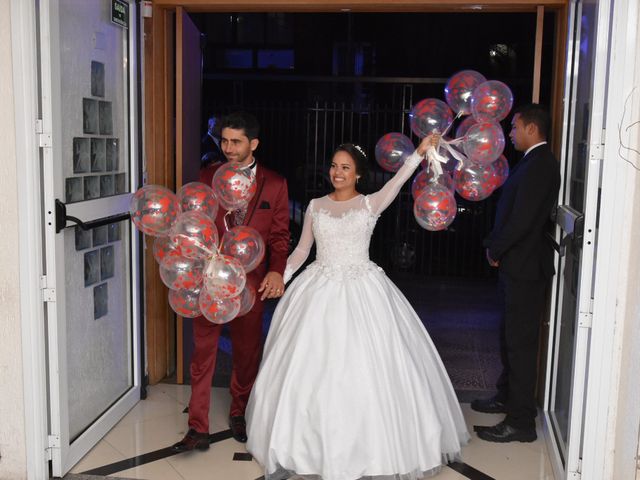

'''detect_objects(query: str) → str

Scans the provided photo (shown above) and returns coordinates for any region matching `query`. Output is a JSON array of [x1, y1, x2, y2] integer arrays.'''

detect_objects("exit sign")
[[112, 0, 129, 29]]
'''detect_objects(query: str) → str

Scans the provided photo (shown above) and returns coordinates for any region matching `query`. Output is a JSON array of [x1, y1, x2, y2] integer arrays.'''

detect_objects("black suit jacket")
[[484, 144, 561, 280]]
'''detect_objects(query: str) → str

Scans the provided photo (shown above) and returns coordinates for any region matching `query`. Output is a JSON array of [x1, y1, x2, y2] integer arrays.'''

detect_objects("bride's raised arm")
[[368, 135, 435, 216], [283, 201, 315, 283]]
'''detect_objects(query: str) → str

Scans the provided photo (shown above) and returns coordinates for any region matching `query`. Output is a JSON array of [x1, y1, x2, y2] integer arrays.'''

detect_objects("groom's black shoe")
[[171, 428, 210, 452], [476, 421, 537, 443], [229, 415, 248, 443], [470, 396, 507, 414]]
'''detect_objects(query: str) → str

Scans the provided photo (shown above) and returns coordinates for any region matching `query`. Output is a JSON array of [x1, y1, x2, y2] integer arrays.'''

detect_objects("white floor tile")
[[116, 459, 186, 480], [69, 439, 126, 474], [70, 385, 557, 480]]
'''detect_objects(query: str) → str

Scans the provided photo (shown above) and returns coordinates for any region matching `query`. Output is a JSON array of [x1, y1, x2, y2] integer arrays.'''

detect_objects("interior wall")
[[0, 0, 28, 478]]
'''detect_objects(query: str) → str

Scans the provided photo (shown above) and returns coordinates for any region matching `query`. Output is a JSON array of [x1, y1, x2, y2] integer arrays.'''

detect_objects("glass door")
[[545, 0, 610, 476], [39, 0, 142, 475]]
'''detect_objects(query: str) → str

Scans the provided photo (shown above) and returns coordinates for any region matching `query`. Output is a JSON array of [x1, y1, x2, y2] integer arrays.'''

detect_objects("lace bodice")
[[283, 151, 423, 282]]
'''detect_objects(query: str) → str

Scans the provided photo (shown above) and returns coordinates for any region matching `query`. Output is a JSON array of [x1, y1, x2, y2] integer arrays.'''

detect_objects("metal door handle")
[[55, 199, 130, 233]]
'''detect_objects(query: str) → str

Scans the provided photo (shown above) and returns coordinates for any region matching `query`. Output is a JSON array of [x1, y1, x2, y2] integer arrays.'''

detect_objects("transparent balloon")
[[237, 284, 257, 317], [444, 70, 487, 115], [177, 181, 219, 220], [455, 116, 477, 139], [489, 154, 510, 189], [202, 254, 246, 299], [411, 168, 454, 201], [129, 185, 180, 237], [211, 163, 257, 211], [419, 138, 456, 171], [153, 236, 183, 264], [470, 80, 514, 123], [169, 211, 219, 260], [199, 289, 241, 325], [221, 226, 265, 273], [409, 98, 454, 138], [463, 122, 505, 166], [454, 162, 496, 201], [374, 133, 415, 173], [413, 184, 457, 231], [168, 286, 202, 318], [159, 255, 204, 291]]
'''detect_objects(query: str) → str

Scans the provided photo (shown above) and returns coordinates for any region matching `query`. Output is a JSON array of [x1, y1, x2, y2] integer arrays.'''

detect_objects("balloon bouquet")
[[129, 163, 263, 325], [374, 69, 513, 231]]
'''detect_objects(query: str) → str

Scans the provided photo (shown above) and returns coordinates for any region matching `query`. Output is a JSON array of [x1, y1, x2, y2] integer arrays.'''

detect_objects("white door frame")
[[12, 0, 50, 477], [581, 0, 640, 477], [12, 0, 144, 477]]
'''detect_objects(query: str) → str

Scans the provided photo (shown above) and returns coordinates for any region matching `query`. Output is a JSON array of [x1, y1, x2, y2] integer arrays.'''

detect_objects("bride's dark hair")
[[334, 143, 370, 191]]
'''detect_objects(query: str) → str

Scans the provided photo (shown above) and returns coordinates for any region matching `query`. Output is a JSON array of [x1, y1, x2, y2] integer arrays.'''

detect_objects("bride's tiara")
[[353, 144, 367, 159]]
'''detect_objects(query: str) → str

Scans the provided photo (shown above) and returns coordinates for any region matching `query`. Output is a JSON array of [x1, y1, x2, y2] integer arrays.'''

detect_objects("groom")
[[173, 112, 290, 451]]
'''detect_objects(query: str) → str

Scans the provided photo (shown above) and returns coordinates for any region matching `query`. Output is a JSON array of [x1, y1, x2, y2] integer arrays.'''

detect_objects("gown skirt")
[[246, 262, 470, 480]]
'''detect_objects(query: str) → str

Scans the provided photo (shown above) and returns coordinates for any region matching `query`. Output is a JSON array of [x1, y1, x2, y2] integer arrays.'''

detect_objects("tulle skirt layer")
[[246, 264, 470, 480]]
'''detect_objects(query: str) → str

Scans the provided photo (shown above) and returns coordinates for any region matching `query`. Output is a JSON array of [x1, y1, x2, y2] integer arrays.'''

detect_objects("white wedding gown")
[[246, 152, 470, 480]]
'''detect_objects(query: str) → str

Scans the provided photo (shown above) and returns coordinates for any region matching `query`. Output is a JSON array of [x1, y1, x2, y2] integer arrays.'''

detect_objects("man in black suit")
[[201, 114, 224, 167], [472, 104, 561, 443]]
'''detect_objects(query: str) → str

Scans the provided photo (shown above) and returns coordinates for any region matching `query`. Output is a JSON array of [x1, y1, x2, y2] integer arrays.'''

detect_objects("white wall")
[[0, 0, 28, 478], [611, 3, 640, 477]]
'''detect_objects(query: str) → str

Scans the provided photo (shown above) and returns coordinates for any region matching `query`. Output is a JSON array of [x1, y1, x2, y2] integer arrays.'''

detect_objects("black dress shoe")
[[476, 421, 537, 443], [229, 415, 248, 443], [171, 428, 210, 452], [470, 396, 507, 414]]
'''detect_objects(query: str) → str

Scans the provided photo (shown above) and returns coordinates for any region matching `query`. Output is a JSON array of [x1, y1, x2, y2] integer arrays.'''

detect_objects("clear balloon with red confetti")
[[168, 286, 202, 318], [374, 133, 415, 173], [129, 185, 181, 237], [199, 289, 241, 324], [454, 162, 496, 201], [409, 98, 454, 138], [169, 211, 219, 260], [152, 236, 183, 264], [413, 184, 457, 231], [463, 122, 505, 166], [411, 169, 454, 201], [470, 80, 513, 124], [455, 116, 477, 139], [444, 70, 487, 115], [237, 285, 257, 317], [212, 163, 257, 212], [202, 254, 246, 299], [221, 226, 265, 273], [159, 255, 204, 291], [489, 154, 510, 189], [177, 181, 219, 220]]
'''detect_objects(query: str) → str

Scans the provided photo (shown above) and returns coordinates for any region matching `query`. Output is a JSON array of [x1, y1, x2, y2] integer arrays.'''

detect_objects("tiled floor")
[[67, 275, 555, 479], [69, 384, 554, 480]]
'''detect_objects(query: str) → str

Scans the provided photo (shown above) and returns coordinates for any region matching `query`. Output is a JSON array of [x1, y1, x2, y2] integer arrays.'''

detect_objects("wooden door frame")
[[143, 0, 569, 384]]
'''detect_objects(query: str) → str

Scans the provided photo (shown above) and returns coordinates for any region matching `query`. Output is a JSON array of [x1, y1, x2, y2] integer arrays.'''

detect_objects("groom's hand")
[[259, 271, 285, 300]]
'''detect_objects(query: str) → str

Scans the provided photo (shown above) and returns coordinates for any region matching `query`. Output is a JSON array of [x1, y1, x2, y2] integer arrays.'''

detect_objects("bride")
[[246, 136, 469, 480]]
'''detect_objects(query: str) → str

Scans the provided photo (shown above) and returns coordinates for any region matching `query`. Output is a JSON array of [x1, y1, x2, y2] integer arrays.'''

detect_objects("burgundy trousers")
[[187, 294, 264, 433]]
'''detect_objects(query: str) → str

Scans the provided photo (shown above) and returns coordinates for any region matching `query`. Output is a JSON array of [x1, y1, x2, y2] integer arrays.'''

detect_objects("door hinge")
[[36, 119, 52, 148], [568, 458, 582, 479], [39, 133, 52, 148], [40, 275, 56, 302], [578, 299, 593, 329], [46, 434, 60, 461]]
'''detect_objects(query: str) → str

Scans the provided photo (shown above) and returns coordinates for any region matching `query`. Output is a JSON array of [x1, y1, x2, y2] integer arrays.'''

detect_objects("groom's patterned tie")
[[233, 160, 256, 226]]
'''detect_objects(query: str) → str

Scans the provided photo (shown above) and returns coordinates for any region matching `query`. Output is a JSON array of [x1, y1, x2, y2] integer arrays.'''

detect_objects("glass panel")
[[60, 0, 130, 205], [550, 0, 599, 455], [66, 221, 132, 440], [56, 0, 133, 441]]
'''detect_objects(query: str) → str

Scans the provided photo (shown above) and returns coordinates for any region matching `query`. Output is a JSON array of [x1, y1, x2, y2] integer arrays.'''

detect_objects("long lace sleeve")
[[283, 201, 315, 283], [367, 151, 424, 215]]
